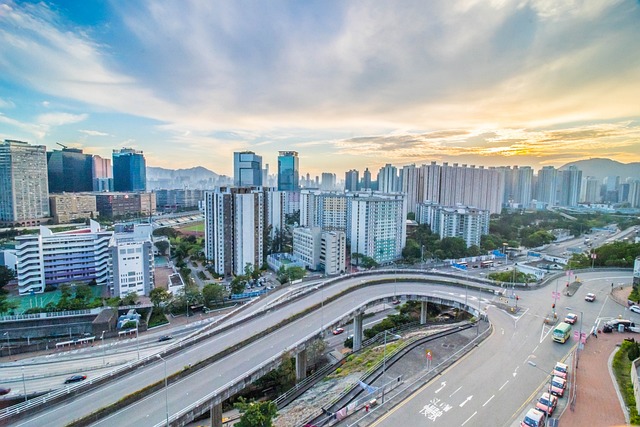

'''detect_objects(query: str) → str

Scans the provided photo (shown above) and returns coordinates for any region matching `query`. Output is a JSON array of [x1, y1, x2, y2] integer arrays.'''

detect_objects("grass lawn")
[[180, 222, 204, 233]]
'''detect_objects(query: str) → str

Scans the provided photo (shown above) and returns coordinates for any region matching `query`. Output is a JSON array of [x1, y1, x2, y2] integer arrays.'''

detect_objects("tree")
[[234, 398, 277, 427], [0, 266, 15, 288], [154, 240, 170, 256], [149, 287, 171, 308], [122, 293, 139, 306], [202, 283, 226, 306], [0, 266, 17, 314], [230, 276, 247, 295]]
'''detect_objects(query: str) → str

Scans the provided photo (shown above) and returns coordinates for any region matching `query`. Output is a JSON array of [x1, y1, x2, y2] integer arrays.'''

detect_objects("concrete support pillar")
[[210, 402, 223, 427], [353, 313, 364, 352], [420, 301, 428, 325], [295, 349, 307, 380]]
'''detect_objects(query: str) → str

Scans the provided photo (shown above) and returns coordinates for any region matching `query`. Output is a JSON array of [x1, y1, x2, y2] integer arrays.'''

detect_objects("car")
[[332, 328, 345, 335], [158, 335, 173, 342], [392, 299, 401, 305], [64, 374, 87, 384], [536, 392, 558, 416], [604, 319, 635, 332], [553, 362, 568, 379], [585, 293, 596, 302], [630, 306, 640, 314], [564, 313, 578, 325], [550, 376, 566, 397], [521, 408, 545, 427], [0, 387, 11, 396]]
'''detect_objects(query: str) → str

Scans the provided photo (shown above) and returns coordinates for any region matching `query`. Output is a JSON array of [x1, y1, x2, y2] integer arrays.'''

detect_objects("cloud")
[[0, 98, 15, 109], [79, 129, 110, 137], [37, 112, 87, 126]]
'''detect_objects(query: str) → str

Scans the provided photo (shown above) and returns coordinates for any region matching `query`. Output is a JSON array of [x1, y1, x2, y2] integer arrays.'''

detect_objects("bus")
[[480, 260, 494, 268], [552, 322, 572, 343]]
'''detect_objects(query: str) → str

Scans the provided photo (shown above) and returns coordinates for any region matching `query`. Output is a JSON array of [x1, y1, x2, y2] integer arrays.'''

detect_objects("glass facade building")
[[113, 148, 146, 192], [47, 148, 94, 193], [233, 151, 263, 186], [277, 151, 299, 191]]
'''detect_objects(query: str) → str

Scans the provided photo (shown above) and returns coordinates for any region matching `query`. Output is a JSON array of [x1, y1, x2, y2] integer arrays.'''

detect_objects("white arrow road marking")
[[435, 381, 447, 393], [459, 395, 473, 407]]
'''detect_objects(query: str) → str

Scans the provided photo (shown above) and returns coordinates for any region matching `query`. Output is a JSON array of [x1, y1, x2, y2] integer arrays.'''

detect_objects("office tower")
[[204, 187, 265, 276], [277, 151, 299, 191], [15, 220, 112, 295], [581, 176, 601, 204], [0, 139, 50, 226], [362, 168, 372, 190], [109, 223, 154, 297], [557, 166, 582, 207], [112, 148, 146, 192], [47, 147, 94, 193], [345, 169, 359, 192], [417, 202, 490, 247], [535, 166, 558, 206], [350, 194, 407, 264], [93, 155, 114, 191], [321, 173, 336, 190], [49, 194, 97, 224], [155, 189, 204, 211], [234, 151, 263, 186], [377, 164, 398, 193]]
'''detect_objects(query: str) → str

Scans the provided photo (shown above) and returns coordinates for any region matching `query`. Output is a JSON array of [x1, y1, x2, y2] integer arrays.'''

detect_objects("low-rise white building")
[[293, 227, 322, 270], [320, 230, 346, 275], [109, 223, 154, 297]]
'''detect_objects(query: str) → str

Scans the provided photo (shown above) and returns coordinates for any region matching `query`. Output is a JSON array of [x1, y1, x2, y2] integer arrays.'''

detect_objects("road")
[[362, 270, 631, 427]]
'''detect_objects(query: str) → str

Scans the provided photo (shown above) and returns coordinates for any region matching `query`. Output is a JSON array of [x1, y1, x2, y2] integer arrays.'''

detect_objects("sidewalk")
[[560, 286, 631, 427]]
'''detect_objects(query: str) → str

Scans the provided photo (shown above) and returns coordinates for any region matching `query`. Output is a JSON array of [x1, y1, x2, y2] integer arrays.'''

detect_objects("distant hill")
[[560, 158, 640, 181], [147, 166, 220, 181]]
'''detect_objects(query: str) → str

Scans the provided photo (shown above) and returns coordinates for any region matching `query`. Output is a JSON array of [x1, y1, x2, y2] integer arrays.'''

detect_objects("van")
[[550, 376, 566, 397], [535, 392, 558, 416], [521, 408, 545, 427], [553, 362, 568, 379]]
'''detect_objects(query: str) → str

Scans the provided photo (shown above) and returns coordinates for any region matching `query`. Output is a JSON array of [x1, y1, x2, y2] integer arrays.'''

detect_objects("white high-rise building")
[[628, 180, 640, 208], [417, 203, 489, 248], [320, 230, 346, 275], [15, 220, 112, 295], [557, 166, 582, 207], [0, 139, 50, 226], [581, 176, 601, 203], [350, 194, 406, 265], [535, 166, 558, 206], [205, 187, 265, 276], [109, 224, 154, 297], [377, 164, 399, 193], [399, 164, 423, 214]]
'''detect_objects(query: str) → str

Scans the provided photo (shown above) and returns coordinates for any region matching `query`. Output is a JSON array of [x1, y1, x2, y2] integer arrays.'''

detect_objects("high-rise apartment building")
[[345, 169, 359, 192], [15, 220, 112, 295], [535, 166, 558, 206], [277, 151, 299, 191], [377, 164, 398, 193], [234, 151, 263, 186], [361, 168, 372, 190], [557, 166, 582, 207], [321, 173, 337, 190], [581, 176, 601, 204], [112, 148, 146, 192], [320, 230, 346, 275], [47, 147, 94, 193], [628, 180, 640, 208], [0, 139, 50, 226], [204, 187, 265, 276], [350, 194, 407, 265], [416, 202, 489, 248]]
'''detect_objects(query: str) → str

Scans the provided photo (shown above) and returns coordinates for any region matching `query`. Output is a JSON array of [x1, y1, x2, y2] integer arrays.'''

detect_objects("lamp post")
[[527, 361, 554, 423], [157, 354, 169, 427], [21, 366, 27, 402], [101, 331, 106, 365], [4, 332, 10, 356], [566, 307, 584, 368], [135, 328, 140, 360], [383, 330, 402, 378]]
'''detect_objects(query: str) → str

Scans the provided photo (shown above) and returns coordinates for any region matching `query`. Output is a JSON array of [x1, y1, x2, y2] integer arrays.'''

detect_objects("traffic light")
[[552, 303, 555, 309]]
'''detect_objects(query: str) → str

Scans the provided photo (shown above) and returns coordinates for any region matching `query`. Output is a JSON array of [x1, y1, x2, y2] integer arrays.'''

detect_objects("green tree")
[[122, 293, 139, 306], [0, 265, 15, 288], [74, 284, 93, 302], [0, 266, 17, 314], [234, 398, 278, 427], [149, 287, 172, 308], [154, 240, 170, 256], [202, 283, 226, 306], [230, 276, 247, 295]]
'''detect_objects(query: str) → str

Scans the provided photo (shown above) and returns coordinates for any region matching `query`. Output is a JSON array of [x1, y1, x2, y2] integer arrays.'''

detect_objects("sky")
[[1, 0, 639, 177]]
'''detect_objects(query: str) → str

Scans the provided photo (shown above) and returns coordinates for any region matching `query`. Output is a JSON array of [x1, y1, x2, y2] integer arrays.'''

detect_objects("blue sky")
[[1, 0, 639, 177]]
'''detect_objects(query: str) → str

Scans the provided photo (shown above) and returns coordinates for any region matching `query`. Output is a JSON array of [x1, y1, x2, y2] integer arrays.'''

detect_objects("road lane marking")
[[449, 386, 462, 397], [533, 345, 539, 353], [483, 394, 494, 407], [461, 411, 477, 426], [499, 380, 509, 391]]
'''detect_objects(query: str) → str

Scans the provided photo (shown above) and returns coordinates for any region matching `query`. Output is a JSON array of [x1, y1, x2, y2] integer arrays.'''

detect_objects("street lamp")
[[157, 354, 169, 427], [566, 307, 584, 368], [527, 361, 554, 423], [135, 328, 140, 360], [382, 330, 402, 377], [21, 366, 27, 402], [101, 331, 106, 365], [3, 332, 9, 356]]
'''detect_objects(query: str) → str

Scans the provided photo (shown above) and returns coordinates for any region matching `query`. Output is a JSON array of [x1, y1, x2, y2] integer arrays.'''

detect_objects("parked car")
[[630, 306, 640, 314], [332, 328, 345, 335], [536, 392, 558, 416], [564, 313, 578, 325], [585, 293, 596, 302], [553, 362, 568, 379], [0, 387, 11, 396], [158, 335, 173, 342], [521, 408, 545, 427], [550, 376, 566, 397], [64, 374, 87, 384], [603, 319, 635, 333]]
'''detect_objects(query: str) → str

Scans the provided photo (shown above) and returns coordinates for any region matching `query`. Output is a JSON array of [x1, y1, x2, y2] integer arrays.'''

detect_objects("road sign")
[[574, 331, 580, 340], [426, 349, 433, 361], [552, 291, 561, 299]]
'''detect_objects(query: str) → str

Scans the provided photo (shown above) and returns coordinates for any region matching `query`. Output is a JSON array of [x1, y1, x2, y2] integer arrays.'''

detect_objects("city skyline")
[[1, 1, 640, 176]]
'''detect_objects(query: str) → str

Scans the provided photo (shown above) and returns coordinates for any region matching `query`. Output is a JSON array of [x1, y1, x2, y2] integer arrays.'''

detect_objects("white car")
[[585, 293, 596, 302], [630, 305, 640, 314]]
